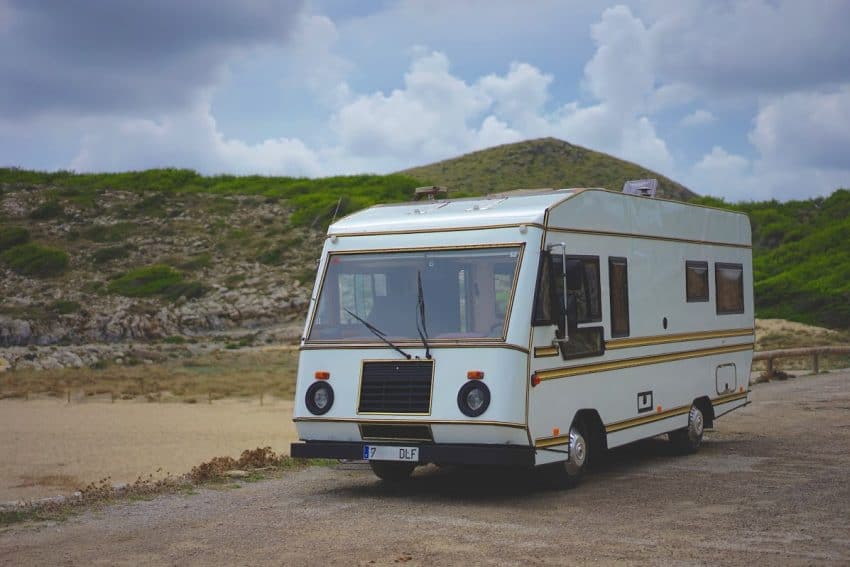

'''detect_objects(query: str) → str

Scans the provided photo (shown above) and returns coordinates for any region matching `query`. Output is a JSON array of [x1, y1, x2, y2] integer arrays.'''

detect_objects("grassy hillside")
[[694, 190, 850, 329], [0, 167, 421, 230], [400, 137, 696, 201]]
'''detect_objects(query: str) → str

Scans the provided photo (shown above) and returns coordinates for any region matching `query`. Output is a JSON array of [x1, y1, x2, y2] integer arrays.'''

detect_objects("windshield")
[[308, 246, 522, 341]]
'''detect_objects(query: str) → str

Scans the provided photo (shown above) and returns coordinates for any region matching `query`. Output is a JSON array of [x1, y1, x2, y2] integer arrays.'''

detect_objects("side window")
[[686, 261, 709, 302], [556, 254, 604, 359], [609, 257, 629, 338], [556, 255, 601, 323], [715, 262, 744, 314]]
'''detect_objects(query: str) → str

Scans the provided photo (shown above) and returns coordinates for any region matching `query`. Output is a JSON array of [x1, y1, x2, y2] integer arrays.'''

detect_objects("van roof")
[[328, 188, 582, 235], [327, 187, 750, 246]]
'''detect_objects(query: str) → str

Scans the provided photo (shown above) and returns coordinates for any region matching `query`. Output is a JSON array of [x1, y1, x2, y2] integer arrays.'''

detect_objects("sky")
[[1, 1, 849, 202]]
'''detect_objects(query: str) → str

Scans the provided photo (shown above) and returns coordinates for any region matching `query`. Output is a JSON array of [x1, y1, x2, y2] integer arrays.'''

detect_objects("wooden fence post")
[[766, 357, 774, 380], [812, 353, 819, 375]]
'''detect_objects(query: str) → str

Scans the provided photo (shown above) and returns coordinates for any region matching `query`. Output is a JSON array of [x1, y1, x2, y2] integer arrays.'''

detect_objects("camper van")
[[290, 184, 754, 485]]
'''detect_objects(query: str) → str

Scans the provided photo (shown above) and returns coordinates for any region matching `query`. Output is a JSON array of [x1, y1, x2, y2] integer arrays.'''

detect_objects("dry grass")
[[0, 348, 299, 401]]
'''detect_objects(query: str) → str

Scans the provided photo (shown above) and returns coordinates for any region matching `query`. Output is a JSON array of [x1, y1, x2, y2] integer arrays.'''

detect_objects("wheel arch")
[[694, 396, 715, 428]]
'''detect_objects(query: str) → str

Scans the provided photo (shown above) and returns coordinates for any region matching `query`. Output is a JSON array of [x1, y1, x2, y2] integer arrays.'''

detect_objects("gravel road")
[[2, 371, 849, 566]]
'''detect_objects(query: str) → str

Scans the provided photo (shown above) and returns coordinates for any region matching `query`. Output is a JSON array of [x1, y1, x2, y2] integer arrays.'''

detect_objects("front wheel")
[[369, 461, 416, 482], [541, 423, 588, 488], [669, 404, 704, 454]]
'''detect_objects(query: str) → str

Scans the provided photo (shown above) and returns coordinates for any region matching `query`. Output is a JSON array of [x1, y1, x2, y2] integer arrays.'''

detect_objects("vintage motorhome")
[[290, 184, 754, 484]]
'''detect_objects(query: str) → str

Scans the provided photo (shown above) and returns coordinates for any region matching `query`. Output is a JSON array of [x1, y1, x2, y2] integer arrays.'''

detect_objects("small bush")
[[84, 222, 136, 243], [1, 243, 69, 277], [93, 245, 131, 265], [108, 265, 182, 297], [255, 246, 285, 265], [50, 299, 80, 314], [178, 253, 212, 271], [162, 281, 208, 301], [29, 200, 64, 220], [0, 226, 30, 251]]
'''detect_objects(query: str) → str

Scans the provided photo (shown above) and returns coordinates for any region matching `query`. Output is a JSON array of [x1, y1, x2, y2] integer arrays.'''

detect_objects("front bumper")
[[291, 441, 535, 467]]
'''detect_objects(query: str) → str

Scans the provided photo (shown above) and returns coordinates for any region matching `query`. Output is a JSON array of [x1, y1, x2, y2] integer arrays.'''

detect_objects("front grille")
[[358, 360, 433, 414], [359, 424, 433, 443]]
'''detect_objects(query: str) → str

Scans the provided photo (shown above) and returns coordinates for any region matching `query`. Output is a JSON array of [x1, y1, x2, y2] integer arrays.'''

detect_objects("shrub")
[[93, 245, 131, 264], [161, 281, 208, 301], [50, 299, 81, 314], [29, 200, 64, 220], [108, 265, 182, 297], [108, 264, 208, 301], [0, 226, 30, 251], [1, 243, 69, 277], [83, 222, 136, 243]]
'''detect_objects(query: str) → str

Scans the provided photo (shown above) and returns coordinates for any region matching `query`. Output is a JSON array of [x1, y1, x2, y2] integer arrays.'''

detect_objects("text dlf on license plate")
[[363, 445, 419, 462]]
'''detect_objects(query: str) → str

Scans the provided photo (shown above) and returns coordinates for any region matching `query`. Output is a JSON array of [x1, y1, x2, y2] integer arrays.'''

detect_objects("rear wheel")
[[542, 421, 589, 488], [669, 404, 704, 454], [369, 461, 416, 482]]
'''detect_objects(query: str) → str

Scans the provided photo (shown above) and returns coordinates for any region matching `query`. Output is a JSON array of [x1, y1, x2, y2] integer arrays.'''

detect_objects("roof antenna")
[[414, 186, 448, 201], [622, 179, 658, 198]]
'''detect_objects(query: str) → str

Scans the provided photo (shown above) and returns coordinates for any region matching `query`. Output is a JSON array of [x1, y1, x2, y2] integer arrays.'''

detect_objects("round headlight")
[[457, 381, 490, 417], [306, 381, 334, 415]]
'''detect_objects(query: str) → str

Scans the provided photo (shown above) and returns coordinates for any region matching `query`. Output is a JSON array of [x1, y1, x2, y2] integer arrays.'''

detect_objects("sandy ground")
[[2, 370, 849, 565], [0, 398, 298, 502]]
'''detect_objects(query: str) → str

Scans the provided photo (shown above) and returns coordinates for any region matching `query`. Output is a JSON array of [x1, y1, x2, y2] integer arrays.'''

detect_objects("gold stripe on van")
[[534, 434, 571, 448], [605, 404, 691, 433], [606, 328, 754, 350], [711, 391, 748, 406], [535, 343, 753, 382], [292, 417, 528, 429], [533, 346, 560, 358], [604, 390, 750, 434]]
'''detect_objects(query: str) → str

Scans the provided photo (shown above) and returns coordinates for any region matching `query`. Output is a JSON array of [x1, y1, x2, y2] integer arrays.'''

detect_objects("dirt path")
[[0, 398, 298, 501], [2, 371, 849, 566]]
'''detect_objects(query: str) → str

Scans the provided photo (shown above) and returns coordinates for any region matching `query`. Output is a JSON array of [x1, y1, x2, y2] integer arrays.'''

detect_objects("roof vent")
[[622, 179, 658, 198], [414, 186, 448, 201]]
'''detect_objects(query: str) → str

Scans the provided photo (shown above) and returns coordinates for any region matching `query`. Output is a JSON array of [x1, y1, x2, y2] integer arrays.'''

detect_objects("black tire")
[[669, 404, 704, 454], [369, 461, 416, 482], [541, 420, 589, 489]]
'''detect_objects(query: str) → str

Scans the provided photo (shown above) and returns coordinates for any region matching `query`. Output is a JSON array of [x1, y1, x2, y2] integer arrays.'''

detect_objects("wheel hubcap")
[[565, 427, 586, 476], [688, 407, 704, 442]]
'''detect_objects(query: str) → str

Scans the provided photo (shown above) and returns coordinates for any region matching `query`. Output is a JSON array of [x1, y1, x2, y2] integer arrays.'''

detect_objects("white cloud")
[[681, 109, 716, 127], [750, 86, 850, 169], [70, 102, 322, 176]]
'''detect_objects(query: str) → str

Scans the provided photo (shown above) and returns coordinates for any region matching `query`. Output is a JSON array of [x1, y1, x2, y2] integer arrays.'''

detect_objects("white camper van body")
[[291, 188, 753, 477]]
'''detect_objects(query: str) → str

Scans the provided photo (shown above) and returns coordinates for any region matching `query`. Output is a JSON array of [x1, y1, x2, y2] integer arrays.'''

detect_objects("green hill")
[[400, 137, 696, 201], [693, 190, 850, 329]]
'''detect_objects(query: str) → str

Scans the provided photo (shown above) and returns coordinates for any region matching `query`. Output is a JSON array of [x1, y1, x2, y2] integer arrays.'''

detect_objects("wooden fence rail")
[[752, 345, 850, 379]]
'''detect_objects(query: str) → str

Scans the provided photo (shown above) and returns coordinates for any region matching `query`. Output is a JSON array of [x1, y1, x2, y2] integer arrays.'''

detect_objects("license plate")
[[363, 445, 419, 462]]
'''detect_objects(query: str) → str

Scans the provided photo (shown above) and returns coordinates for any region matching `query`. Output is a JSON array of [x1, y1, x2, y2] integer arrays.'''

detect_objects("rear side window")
[[715, 263, 744, 314], [685, 261, 709, 302], [608, 257, 629, 337]]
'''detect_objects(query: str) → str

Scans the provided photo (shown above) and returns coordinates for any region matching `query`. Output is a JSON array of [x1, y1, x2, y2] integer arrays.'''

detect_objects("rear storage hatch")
[[358, 360, 434, 414]]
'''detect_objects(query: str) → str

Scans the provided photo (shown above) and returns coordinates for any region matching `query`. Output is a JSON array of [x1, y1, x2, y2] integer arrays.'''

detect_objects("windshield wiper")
[[416, 271, 432, 359], [344, 308, 412, 360]]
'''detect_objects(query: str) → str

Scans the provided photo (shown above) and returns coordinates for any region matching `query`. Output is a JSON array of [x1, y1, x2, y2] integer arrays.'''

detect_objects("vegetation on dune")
[[0, 166, 422, 229], [0, 226, 30, 251], [107, 264, 207, 300], [399, 137, 695, 201], [693, 189, 850, 329], [1, 242, 69, 277]]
